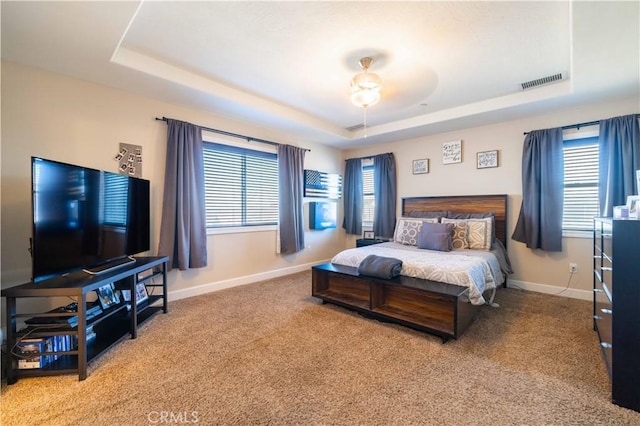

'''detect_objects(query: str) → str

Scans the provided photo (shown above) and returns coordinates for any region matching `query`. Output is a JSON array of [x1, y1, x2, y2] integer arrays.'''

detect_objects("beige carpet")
[[2, 271, 639, 425]]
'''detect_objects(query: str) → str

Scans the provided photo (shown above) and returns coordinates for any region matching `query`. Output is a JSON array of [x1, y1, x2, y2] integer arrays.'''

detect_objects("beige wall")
[[3, 60, 638, 304], [344, 97, 639, 299], [1, 61, 345, 301]]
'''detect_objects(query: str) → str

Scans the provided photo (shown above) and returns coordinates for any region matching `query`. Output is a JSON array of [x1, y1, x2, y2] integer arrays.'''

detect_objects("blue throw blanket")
[[357, 254, 403, 279]]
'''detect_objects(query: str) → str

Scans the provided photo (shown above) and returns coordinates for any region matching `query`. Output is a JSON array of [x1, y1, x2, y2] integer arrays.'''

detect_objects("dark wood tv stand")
[[2, 256, 169, 384]]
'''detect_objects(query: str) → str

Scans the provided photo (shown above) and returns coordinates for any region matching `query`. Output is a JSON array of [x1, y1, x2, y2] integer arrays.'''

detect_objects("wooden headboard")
[[401, 194, 508, 247]]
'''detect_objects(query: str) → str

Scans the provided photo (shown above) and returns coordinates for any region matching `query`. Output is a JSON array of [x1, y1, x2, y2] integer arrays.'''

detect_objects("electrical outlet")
[[569, 263, 578, 273]]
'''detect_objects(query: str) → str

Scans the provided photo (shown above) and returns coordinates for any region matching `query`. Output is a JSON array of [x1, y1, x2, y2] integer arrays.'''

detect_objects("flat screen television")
[[31, 157, 150, 282]]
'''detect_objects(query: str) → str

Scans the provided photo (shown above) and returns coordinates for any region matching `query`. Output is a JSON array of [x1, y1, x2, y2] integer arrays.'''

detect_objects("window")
[[362, 164, 374, 225], [563, 136, 599, 231], [203, 142, 278, 228]]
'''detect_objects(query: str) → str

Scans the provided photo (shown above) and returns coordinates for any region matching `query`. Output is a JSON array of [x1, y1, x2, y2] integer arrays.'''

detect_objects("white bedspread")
[[331, 242, 504, 305]]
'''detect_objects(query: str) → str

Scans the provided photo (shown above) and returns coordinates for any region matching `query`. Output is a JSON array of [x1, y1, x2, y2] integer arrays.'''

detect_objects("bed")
[[311, 194, 510, 341]]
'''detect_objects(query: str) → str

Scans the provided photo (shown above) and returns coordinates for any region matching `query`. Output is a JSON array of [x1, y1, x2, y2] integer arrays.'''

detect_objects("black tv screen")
[[31, 157, 150, 282]]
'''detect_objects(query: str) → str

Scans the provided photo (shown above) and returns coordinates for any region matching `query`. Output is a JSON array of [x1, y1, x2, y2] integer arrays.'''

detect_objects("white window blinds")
[[563, 136, 599, 231], [362, 165, 374, 225], [203, 142, 278, 228]]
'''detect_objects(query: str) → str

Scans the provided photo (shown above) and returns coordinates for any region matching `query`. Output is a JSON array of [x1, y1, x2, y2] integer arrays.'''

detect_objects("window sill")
[[562, 230, 592, 239], [207, 225, 277, 236]]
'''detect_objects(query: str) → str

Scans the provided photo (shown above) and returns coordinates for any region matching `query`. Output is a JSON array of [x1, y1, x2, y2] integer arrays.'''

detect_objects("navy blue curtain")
[[342, 158, 363, 235], [512, 128, 564, 251], [158, 119, 208, 270], [373, 153, 397, 239], [598, 114, 640, 216], [278, 144, 306, 254]]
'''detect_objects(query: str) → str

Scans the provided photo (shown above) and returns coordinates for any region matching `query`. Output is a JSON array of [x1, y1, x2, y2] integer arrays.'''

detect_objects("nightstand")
[[356, 238, 385, 248]]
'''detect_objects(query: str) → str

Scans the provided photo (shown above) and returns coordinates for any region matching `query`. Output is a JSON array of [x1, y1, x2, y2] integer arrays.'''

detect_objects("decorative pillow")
[[406, 210, 447, 220], [417, 222, 455, 251], [447, 211, 496, 242], [420, 221, 455, 236], [440, 218, 469, 249], [442, 217, 493, 250], [465, 218, 493, 250], [446, 211, 495, 219], [417, 232, 452, 252], [394, 217, 438, 246]]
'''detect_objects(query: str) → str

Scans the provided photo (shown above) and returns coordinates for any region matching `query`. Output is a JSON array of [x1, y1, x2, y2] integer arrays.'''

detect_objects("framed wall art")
[[476, 150, 499, 169], [114, 142, 142, 177], [442, 140, 462, 164], [412, 159, 429, 174]]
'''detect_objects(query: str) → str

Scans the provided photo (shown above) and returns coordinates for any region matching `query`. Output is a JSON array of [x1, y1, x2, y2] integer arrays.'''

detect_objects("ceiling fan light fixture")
[[350, 57, 382, 108], [351, 86, 381, 107]]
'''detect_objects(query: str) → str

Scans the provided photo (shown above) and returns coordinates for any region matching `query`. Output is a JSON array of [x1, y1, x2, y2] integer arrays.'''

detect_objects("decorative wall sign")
[[114, 142, 142, 177], [476, 150, 499, 169], [304, 169, 342, 199], [442, 140, 462, 164], [412, 159, 429, 174]]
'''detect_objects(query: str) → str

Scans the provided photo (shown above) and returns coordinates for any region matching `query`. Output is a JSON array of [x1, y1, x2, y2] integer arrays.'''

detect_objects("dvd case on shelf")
[[16, 331, 94, 369], [16, 338, 46, 369]]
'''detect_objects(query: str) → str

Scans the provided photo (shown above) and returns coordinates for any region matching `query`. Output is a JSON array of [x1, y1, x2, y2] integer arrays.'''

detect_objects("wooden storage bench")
[[312, 262, 479, 342]]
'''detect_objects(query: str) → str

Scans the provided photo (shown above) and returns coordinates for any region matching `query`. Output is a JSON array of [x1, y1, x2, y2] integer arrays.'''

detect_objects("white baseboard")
[[506, 279, 592, 301], [168, 259, 331, 302], [167, 265, 594, 304]]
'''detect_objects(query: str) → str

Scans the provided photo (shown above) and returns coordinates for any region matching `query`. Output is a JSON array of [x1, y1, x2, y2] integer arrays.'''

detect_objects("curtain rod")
[[523, 114, 640, 135], [155, 117, 309, 150], [345, 152, 393, 161]]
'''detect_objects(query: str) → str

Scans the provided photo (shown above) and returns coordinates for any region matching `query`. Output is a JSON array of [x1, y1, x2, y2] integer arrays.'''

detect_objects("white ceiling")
[[2, 1, 639, 148]]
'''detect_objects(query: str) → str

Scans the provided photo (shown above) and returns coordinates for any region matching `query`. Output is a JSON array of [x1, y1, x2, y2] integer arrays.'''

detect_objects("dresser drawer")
[[594, 282, 612, 347], [601, 263, 613, 294], [595, 309, 612, 347], [600, 340, 613, 378]]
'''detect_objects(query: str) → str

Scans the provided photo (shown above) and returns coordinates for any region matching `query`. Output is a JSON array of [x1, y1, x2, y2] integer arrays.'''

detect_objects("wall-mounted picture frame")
[[443, 140, 462, 164], [477, 150, 499, 169], [363, 231, 375, 239], [412, 159, 429, 174]]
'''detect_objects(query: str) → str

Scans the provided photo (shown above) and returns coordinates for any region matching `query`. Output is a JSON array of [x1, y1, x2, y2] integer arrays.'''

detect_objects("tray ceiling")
[[2, 1, 638, 147]]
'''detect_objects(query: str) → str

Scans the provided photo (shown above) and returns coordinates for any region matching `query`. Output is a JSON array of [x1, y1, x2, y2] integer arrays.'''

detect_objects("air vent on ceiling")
[[520, 73, 564, 90], [346, 124, 365, 132]]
